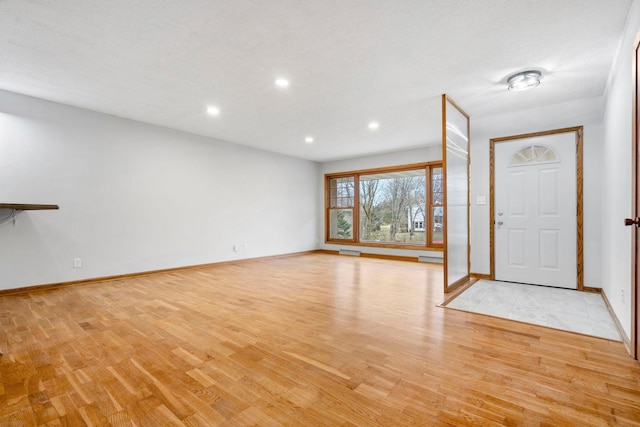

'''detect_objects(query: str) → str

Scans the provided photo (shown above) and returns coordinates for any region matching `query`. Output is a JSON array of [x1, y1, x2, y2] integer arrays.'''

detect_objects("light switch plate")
[[476, 196, 487, 205]]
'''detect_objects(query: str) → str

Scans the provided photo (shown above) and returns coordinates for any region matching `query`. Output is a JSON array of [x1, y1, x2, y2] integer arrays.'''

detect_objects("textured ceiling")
[[0, 0, 633, 162]]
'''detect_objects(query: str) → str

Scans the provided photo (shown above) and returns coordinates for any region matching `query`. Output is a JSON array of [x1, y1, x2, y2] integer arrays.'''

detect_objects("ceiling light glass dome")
[[507, 70, 542, 91]]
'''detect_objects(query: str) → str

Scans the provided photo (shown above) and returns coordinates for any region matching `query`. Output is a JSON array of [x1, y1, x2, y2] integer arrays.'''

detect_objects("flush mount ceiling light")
[[368, 121, 380, 130], [275, 78, 290, 87], [507, 70, 542, 91], [206, 106, 220, 116], [304, 136, 314, 143]]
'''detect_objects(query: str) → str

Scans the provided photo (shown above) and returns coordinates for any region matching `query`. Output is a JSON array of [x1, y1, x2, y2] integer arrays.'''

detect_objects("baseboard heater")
[[418, 255, 443, 264], [339, 249, 361, 256]]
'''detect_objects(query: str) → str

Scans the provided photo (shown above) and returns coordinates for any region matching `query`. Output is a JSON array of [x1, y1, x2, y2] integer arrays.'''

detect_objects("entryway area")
[[443, 125, 621, 340], [444, 280, 620, 340]]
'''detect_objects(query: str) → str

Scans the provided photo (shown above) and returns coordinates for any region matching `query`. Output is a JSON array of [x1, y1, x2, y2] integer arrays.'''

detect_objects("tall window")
[[328, 176, 354, 240], [325, 162, 443, 249], [431, 166, 444, 244]]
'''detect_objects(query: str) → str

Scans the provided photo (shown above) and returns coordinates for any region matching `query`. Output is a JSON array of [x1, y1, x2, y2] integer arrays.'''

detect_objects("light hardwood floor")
[[0, 253, 639, 426]]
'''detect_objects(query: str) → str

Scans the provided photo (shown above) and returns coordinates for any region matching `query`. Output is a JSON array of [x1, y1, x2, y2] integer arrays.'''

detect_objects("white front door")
[[494, 132, 577, 289]]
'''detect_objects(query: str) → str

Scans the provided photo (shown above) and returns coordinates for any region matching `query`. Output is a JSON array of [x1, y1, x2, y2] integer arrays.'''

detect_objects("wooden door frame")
[[631, 33, 639, 360], [489, 126, 584, 290]]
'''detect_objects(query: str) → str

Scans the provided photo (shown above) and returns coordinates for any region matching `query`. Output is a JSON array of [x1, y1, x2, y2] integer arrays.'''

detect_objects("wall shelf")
[[0, 203, 59, 210], [0, 203, 59, 228]]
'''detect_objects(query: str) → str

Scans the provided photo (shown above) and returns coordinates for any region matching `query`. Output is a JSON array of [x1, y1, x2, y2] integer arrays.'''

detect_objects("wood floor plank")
[[0, 253, 639, 425]]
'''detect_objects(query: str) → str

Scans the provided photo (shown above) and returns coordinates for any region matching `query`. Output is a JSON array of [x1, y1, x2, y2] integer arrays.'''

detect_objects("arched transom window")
[[509, 144, 559, 166]]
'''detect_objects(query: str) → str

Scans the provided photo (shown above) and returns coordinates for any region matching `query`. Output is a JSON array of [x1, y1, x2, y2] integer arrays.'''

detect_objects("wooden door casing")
[[489, 126, 584, 290]]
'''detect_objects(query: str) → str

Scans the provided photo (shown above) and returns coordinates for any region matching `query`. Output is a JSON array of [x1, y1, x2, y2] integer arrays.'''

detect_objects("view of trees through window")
[[359, 170, 426, 245], [326, 163, 443, 248]]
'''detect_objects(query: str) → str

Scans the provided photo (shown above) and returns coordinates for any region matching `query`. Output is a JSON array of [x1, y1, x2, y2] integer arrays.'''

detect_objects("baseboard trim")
[[470, 273, 492, 280], [601, 288, 631, 350], [314, 249, 338, 255], [0, 250, 317, 297], [315, 249, 444, 264], [439, 277, 478, 307], [468, 275, 601, 293], [360, 252, 418, 262]]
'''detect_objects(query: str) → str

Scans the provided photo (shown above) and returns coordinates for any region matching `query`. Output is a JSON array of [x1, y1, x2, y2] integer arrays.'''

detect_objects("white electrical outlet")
[[233, 244, 239, 252], [73, 258, 82, 268], [621, 289, 625, 303]]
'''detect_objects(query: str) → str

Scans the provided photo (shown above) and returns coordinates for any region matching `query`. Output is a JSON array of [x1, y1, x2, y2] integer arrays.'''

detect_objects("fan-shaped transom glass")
[[509, 144, 559, 166]]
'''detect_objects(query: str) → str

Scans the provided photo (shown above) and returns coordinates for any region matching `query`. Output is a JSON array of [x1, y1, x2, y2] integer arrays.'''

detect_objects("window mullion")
[[354, 174, 360, 243], [426, 166, 432, 247]]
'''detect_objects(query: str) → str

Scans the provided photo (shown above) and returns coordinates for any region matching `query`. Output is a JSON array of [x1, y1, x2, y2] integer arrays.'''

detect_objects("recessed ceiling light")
[[305, 136, 314, 143], [206, 106, 220, 116], [275, 78, 290, 87], [507, 70, 542, 91], [368, 121, 380, 130]]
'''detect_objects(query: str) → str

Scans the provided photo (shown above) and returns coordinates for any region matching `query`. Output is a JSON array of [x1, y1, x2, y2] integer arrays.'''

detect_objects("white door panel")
[[539, 229, 560, 269], [508, 171, 526, 215], [539, 169, 559, 216], [507, 229, 526, 266], [495, 133, 577, 288]]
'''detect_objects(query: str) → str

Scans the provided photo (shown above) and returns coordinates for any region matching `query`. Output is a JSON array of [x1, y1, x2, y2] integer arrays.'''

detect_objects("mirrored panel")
[[442, 95, 470, 292]]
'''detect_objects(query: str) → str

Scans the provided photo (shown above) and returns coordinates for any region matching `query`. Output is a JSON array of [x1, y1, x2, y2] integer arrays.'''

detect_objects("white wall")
[[318, 145, 444, 259], [0, 90, 319, 290], [601, 0, 640, 339], [469, 96, 604, 290]]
